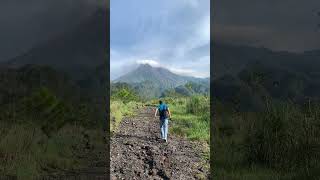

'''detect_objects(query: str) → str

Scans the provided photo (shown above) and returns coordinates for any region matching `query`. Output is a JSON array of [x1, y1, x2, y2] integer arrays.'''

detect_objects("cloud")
[[214, 23, 320, 52], [136, 59, 160, 67], [213, 0, 320, 52], [198, 15, 211, 42], [111, 0, 210, 79], [135, 59, 209, 78], [169, 67, 198, 77], [111, 53, 209, 79], [0, 0, 101, 61], [179, 0, 200, 8], [213, 24, 272, 46]]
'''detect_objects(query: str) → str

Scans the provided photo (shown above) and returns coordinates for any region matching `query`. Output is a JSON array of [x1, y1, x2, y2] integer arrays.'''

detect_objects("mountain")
[[212, 43, 320, 79], [160, 81, 210, 97], [3, 8, 108, 81], [114, 64, 207, 88], [0, 64, 81, 106], [113, 64, 209, 99], [212, 43, 320, 111]]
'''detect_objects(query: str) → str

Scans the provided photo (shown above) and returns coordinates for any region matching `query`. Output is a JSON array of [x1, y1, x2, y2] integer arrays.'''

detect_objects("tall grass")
[[243, 101, 320, 173], [163, 96, 210, 173], [110, 100, 141, 132], [213, 100, 320, 179], [0, 122, 105, 179], [0, 87, 106, 179], [163, 96, 210, 143]]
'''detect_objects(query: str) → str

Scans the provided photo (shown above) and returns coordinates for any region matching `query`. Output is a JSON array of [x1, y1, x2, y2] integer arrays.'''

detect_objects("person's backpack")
[[159, 104, 169, 118]]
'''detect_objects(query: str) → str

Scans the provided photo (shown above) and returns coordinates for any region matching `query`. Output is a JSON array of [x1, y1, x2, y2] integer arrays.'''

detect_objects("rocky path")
[[111, 107, 209, 180]]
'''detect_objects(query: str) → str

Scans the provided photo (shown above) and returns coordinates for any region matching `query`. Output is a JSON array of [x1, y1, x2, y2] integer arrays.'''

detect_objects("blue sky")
[[110, 0, 210, 80]]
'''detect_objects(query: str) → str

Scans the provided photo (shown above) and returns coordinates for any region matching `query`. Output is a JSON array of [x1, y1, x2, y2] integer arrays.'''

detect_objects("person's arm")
[[167, 108, 172, 118], [154, 108, 158, 117]]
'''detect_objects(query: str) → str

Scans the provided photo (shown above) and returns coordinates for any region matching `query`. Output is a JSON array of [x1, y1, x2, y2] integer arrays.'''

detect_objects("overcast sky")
[[2, 0, 319, 75], [110, 0, 210, 80], [213, 0, 320, 52], [0, 0, 102, 62]]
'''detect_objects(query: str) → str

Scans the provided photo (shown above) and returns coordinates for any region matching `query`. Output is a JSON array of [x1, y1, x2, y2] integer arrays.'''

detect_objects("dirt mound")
[[111, 107, 209, 179]]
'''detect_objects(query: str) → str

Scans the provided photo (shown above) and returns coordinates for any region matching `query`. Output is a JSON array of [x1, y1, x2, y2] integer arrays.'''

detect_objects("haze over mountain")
[[110, 0, 210, 80], [212, 42, 320, 111], [114, 64, 208, 87], [0, 0, 106, 62], [213, 42, 320, 79], [3, 8, 107, 80], [213, 0, 320, 52]]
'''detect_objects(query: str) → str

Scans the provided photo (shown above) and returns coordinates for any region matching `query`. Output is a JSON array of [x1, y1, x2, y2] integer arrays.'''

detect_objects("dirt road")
[[111, 107, 209, 180]]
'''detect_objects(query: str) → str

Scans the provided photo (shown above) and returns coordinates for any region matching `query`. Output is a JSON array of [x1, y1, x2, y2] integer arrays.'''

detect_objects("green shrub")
[[243, 101, 320, 171], [110, 100, 140, 132], [186, 96, 208, 114], [168, 96, 210, 143], [111, 88, 139, 103], [0, 123, 103, 179], [213, 99, 320, 178]]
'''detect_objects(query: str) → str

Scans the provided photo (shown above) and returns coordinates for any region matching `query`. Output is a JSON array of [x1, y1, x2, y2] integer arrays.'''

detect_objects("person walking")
[[154, 100, 171, 142]]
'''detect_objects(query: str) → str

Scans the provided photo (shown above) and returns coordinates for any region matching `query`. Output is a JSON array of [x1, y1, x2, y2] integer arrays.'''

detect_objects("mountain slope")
[[212, 43, 320, 79], [112, 64, 209, 99], [114, 64, 207, 89], [211, 42, 320, 111]]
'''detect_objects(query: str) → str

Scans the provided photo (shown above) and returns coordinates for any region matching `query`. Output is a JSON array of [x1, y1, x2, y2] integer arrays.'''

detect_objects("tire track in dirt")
[[111, 107, 209, 180]]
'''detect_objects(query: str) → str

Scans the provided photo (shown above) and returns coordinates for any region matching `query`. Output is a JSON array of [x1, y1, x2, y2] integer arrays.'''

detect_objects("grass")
[[110, 100, 142, 132], [213, 166, 296, 180], [147, 96, 210, 143], [212, 100, 320, 179], [142, 96, 210, 142], [0, 121, 105, 179], [171, 113, 209, 142], [0, 86, 107, 179], [110, 95, 211, 176], [169, 96, 210, 143]]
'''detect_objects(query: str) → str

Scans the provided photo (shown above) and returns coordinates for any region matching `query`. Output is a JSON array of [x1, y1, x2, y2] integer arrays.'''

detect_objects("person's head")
[[159, 100, 163, 104]]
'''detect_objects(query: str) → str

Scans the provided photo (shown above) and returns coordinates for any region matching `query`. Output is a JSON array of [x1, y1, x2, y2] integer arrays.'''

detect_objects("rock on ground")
[[111, 107, 209, 180]]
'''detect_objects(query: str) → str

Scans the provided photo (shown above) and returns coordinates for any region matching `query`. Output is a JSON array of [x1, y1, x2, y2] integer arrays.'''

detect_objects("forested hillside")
[[0, 7, 108, 178], [112, 64, 209, 99], [212, 44, 320, 179]]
